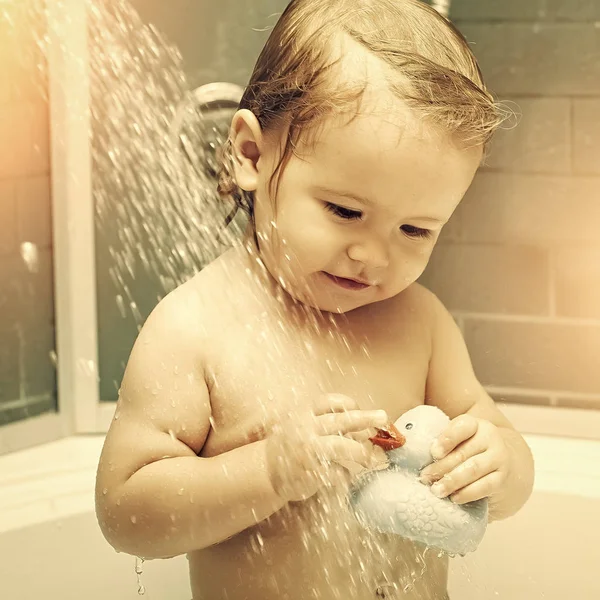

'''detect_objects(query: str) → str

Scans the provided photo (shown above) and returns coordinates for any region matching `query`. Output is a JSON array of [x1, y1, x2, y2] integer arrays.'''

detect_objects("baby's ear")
[[230, 109, 263, 192]]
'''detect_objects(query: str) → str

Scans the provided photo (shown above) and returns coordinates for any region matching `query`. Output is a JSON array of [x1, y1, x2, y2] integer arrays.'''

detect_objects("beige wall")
[[420, 0, 600, 411]]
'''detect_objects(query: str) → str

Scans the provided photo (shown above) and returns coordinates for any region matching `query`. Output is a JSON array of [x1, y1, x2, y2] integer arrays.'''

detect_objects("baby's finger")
[[430, 415, 479, 460], [315, 410, 388, 437], [449, 470, 504, 504], [420, 436, 487, 483], [316, 436, 386, 469], [428, 452, 495, 499], [346, 427, 378, 442], [312, 393, 360, 416]]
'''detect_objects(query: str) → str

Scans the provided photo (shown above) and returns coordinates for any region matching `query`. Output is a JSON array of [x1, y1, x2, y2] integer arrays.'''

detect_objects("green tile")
[[0, 180, 17, 256], [0, 326, 20, 406], [0, 249, 54, 330], [0, 394, 56, 427], [16, 175, 52, 248], [21, 324, 57, 399]]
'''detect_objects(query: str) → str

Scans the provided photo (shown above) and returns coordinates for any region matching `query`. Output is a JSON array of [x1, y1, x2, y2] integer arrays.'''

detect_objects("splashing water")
[[134, 557, 145, 596], [20, 242, 40, 273], [13, 0, 246, 331], [86, 0, 246, 322]]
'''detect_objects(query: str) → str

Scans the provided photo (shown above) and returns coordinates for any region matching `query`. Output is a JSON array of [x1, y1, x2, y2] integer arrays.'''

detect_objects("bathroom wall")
[[0, 2, 57, 426], [420, 0, 600, 413]]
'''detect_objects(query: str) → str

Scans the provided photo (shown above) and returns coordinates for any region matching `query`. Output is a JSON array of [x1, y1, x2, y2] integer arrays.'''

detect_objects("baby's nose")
[[347, 239, 390, 269]]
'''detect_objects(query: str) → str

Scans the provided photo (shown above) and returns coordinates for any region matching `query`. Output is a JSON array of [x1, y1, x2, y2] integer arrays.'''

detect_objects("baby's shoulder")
[[393, 281, 443, 322], [139, 249, 240, 344]]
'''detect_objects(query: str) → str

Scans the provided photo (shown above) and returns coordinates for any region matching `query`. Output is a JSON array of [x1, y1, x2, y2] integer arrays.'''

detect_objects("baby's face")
[[252, 101, 482, 314]]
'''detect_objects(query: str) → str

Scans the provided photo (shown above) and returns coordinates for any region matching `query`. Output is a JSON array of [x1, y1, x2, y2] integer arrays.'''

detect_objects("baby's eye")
[[401, 224, 432, 239], [325, 202, 362, 221]]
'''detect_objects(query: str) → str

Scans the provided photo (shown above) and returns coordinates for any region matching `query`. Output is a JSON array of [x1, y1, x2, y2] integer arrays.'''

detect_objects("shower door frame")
[[48, 0, 111, 435]]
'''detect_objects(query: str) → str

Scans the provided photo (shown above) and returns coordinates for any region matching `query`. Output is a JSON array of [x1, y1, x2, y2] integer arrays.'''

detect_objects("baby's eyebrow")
[[314, 186, 375, 207], [410, 216, 446, 224]]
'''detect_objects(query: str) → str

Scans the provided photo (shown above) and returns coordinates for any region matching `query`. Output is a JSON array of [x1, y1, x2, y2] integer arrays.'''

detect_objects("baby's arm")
[[95, 285, 287, 559], [96, 284, 384, 559], [421, 288, 534, 520]]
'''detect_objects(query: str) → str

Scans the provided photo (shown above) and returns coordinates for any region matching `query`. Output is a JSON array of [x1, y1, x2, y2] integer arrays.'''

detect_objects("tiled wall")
[[420, 0, 600, 410], [0, 3, 57, 426]]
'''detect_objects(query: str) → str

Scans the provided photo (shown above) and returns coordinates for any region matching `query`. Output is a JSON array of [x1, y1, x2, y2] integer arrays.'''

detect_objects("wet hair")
[[218, 0, 510, 222]]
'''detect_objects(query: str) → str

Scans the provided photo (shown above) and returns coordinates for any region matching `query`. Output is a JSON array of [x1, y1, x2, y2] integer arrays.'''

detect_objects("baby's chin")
[[289, 288, 375, 315], [265, 267, 382, 315]]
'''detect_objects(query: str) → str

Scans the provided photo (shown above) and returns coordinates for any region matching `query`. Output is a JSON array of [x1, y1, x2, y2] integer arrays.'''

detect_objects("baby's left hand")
[[419, 415, 511, 504]]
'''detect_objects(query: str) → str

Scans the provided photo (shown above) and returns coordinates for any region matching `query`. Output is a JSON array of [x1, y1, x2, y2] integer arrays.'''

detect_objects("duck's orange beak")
[[369, 423, 406, 450]]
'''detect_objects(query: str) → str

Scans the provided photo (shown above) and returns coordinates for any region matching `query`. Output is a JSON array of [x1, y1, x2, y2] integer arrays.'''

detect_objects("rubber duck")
[[348, 405, 488, 556]]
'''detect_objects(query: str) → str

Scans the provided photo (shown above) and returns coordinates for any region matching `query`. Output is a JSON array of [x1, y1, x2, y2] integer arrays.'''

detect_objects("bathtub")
[[1, 434, 599, 600]]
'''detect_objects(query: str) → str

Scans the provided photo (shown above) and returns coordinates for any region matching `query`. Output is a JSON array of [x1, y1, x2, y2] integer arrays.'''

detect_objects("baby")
[[96, 1, 534, 598]]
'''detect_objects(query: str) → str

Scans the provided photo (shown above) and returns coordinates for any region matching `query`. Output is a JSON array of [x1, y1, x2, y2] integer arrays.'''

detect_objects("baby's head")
[[219, 0, 508, 314]]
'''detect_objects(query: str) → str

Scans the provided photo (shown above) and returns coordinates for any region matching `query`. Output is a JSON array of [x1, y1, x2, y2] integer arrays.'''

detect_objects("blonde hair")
[[218, 0, 509, 220]]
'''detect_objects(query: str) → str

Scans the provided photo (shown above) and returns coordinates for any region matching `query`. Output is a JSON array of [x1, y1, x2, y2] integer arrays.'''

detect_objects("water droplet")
[[130, 515, 137, 524], [135, 557, 146, 595], [102, 488, 108, 495], [116, 295, 127, 318], [20, 242, 39, 273]]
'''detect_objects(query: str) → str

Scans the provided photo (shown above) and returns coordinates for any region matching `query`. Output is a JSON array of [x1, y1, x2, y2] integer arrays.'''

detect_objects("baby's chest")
[[200, 316, 430, 457]]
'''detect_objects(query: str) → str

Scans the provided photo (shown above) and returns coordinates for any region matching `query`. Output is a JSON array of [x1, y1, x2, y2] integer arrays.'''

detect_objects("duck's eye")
[[405, 423, 413, 430]]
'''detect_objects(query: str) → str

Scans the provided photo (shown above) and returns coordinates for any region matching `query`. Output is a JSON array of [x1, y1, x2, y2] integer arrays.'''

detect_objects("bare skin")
[[194, 261, 459, 600]]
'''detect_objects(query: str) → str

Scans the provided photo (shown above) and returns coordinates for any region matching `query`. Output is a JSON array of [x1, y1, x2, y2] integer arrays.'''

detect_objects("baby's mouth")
[[322, 272, 374, 291]]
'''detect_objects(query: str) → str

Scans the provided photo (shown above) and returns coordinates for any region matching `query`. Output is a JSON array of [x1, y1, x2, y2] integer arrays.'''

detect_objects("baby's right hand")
[[265, 394, 389, 502]]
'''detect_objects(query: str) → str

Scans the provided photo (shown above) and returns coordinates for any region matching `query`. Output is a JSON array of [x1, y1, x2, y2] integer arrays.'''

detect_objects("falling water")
[[85, 0, 245, 320], [4, 0, 441, 596], [8, 0, 245, 332], [134, 556, 146, 596]]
